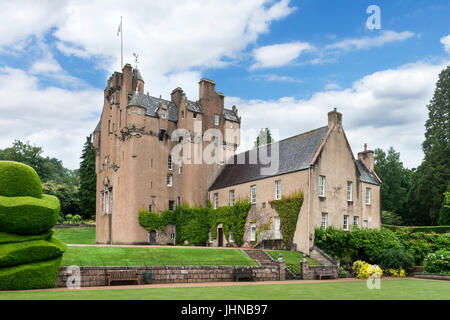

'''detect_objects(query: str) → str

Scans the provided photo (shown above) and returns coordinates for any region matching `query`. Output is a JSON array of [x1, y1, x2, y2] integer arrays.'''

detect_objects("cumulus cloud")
[[441, 34, 450, 54], [251, 42, 314, 69], [231, 61, 448, 168]]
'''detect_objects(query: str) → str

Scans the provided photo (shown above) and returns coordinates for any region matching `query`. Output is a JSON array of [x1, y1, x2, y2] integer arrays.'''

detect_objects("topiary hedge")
[[0, 195, 60, 235], [0, 161, 42, 198], [0, 161, 65, 290]]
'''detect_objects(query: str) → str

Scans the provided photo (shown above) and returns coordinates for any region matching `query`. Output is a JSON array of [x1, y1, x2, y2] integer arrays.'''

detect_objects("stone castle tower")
[[93, 64, 241, 244]]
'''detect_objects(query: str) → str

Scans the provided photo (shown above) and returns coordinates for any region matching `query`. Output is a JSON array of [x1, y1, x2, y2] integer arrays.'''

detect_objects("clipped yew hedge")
[[0, 161, 42, 198], [0, 195, 60, 235], [0, 230, 53, 244]]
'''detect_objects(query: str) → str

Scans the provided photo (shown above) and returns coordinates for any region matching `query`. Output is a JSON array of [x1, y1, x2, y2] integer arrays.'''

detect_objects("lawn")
[[1, 279, 449, 300], [61, 246, 258, 267], [53, 227, 96, 244], [267, 250, 319, 266]]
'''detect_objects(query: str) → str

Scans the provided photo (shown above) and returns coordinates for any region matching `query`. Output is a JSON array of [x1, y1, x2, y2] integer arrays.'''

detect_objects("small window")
[[343, 215, 349, 231], [179, 165, 182, 175], [161, 108, 167, 119], [148, 204, 152, 212], [321, 213, 328, 229], [347, 181, 353, 202], [230, 122, 233, 129], [250, 185, 256, 204], [250, 223, 257, 241], [159, 130, 166, 141], [213, 193, 219, 209], [177, 197, 181, 206], [167, 174, 172, 187], [229, 228, 234, 242], [181, 110, 184, 119], [363, 220, 368, 228], [169, 200, 174, 211], [168, 155, 172, 170], [229, 190, 235, 206], [275, 180, 281, 200], [366, 188, 371, 205], [214, 114, 219, 125], [353, 216, 359, 227], [170, 233, 175, 240], [193, 113, 197, 119], [319, 175, 326, 197], [214, 137, 218, 147]]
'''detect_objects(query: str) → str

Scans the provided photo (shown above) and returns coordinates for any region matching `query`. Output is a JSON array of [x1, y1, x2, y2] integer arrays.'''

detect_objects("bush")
[[0, 256, 62, 290], [0, 230, 53, 244], [314, 227, 352, 262], [0, 195, 60, 235], [73, 214, 82, 224], [423, 250, 450, 274], [338, 267, 349, 278], [0, 161, 42, 198], [382, 210, 403, 225], [0, 237, 66, 267], [65, 214, 73, 223], [352, 260, 382, 279], [378, 248, 414, 272]]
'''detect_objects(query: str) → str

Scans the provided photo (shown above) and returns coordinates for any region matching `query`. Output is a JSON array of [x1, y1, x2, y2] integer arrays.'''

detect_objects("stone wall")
[[309, 245, 338, 267], [56, 265, 281, 288], [300, 259, 338, 280]]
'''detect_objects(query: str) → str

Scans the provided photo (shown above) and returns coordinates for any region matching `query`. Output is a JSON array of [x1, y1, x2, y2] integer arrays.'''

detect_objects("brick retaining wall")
[[57, 265, 281, 288]]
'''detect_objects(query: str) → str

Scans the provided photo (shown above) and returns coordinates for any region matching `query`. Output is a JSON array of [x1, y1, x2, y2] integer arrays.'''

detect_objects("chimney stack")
[[171, 87, 183, 106], [328, 108, 342, 129], [358, 143, 374, 172], [199, 78, 216, 100]]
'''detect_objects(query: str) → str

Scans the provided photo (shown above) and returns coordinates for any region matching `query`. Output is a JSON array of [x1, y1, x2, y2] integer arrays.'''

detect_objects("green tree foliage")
[[254, 128, 273, 148], [438, 182, 450, 225], [42, 181, 79, 219], [407, 66, 450, 225], [381, 210, 403, 226], [78, 135, 97, 219]]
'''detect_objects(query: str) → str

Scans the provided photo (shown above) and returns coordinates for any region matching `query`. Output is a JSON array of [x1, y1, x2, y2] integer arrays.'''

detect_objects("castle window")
[[366, 188, 371, 205], [178, 165, 182, 175], [347, 181, 353, 202], [250, 223, 256, 241], [213, 193, 219, 209], [193, 113, 197, 119], [169, 200, 174, 211], [229, 228, 234, 242], [321, 213, 328, 229], [343, 215, 349, 231], [353, 216, 359, 227], [149, 204, 153, 212], [161, 108, 167, 119], [159, 130, 166, 141], [214, 137, 218, 147], [250, 185, 256, 204], [230, 122, 233, 129], [229, 190, 235, 206], [168, 155, 172, 170], [319, 175, 326, 197], [214, 114, 219, 125], [181, 110, 184, 119], [167, 174, 172, 187], [363, 220, 368, 228], [171, 233, 175, 240], [275, 180, 281, 200]]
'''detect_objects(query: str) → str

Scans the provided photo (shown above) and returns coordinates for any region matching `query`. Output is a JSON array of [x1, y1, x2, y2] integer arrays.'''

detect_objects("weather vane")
[[133, 53, 139, 68]]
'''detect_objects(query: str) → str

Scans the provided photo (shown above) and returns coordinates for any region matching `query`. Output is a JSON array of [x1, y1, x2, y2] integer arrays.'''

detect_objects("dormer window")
[[161, 108, 167, 119]]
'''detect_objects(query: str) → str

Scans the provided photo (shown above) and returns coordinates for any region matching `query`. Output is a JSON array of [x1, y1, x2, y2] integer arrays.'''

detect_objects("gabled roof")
[[223, 108, 240, 122], [185, 99, 203, 114], [94, 121, 101, 132], [355, 160, 381, 185], [209, 126, 329, 190], [128, 92, 178, 122]]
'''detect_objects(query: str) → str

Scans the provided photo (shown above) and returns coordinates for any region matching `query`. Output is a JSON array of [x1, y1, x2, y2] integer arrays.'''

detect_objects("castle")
[[93, 64, 381, 253]]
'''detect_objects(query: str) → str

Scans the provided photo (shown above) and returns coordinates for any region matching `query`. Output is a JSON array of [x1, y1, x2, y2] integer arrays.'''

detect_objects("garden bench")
[[315, 269, 335, 280], [106, 270, 140, 286], [232, 268, 253, 282]]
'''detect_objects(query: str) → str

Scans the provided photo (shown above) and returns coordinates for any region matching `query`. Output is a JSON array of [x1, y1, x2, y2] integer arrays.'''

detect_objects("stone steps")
[[243, 249, 278, 267]]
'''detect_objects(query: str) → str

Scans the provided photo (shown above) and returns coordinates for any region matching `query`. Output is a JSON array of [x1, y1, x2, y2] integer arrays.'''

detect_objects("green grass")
[[1, 279, 449, 300], [62, 246, 258, 267], [267, 250, 319, 266], [53, 227, 96, 244]]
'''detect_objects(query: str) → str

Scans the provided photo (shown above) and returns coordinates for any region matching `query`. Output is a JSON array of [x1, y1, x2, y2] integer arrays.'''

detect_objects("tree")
[[78, 135, 97, 219], [438, 182, 450, 225], [407, 66, 450, 225], [254, 128, 273, 148]]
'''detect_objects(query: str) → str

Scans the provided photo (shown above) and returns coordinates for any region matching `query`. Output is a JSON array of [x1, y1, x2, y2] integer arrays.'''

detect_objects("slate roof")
[[185, 99, 203, 114], [223, 108, 240, 122], [209, 126, 329, 190], [355, 160, 381, 185], [128, 92, 178, 122], [94, 121, 101, 132]]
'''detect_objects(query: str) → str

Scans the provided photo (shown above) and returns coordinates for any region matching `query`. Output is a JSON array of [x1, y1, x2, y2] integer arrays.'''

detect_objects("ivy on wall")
[[138, 200, 251, 247], [269, 190, 304, 246]]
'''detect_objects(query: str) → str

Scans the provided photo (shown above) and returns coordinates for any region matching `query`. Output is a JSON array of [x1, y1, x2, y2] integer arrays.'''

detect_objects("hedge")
[[383, 224, 450, 234], [0, 230, 53, 244], [0, 195, 60, 235], [0, 237, 66, 267], [0, 161, 42, 198], [0, 256, 62, 290]]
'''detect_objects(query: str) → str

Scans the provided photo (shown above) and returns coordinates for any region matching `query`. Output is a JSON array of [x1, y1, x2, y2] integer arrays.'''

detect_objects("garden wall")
[[56, 265, 282, 288]]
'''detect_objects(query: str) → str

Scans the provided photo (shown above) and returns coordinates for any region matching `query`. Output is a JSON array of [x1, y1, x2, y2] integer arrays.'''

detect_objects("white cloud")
[[0, 66, 103, 169], [324, 83, 340, 90], [251, 42, 314, 69], [252, 73, 302, 83], [324, 30, 415, 52], [235, 60, 448, 168], [441, 34, 450, 54]]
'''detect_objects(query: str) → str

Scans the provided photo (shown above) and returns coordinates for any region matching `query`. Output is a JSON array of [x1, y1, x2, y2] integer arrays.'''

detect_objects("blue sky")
[[0, 0, 449, 169]]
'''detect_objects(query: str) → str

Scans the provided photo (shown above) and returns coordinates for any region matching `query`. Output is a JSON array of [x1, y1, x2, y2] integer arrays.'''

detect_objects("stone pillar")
[[300, 257, 312, 280], [277, 253, 285, 281]]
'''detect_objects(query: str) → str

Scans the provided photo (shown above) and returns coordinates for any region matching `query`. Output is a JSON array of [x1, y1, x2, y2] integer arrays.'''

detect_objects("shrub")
[[352, 260, 382, 279], [73, 214, 82, 224], [0, 256, 63, 290], [65, 214, 73, 223], [378, 248, 414, 272], [0, 161, 42, 198], [381, 210, 403, 225], [0, 230, 53, 244], [423, 250, 450, 274], [314, 227, 352, 262], [338, 267, 349, 278], [387, 268, 406, 277], [0, 195, 60, 235]]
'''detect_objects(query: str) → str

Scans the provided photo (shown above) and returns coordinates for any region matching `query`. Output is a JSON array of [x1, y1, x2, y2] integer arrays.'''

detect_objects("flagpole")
[[120, 16, 123, 70]]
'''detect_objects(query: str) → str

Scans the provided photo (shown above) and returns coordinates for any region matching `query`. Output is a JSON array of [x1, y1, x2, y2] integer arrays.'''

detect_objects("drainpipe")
[[307, 165, 312, 254]]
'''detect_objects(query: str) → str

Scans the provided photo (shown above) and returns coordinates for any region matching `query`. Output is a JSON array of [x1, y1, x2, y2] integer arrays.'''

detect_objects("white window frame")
[[214, 114, 219, 126], [229, 227, 234, 242], [319, 175, 326, 197], [229, 190, 235, 206], [230, 122, 233, 128], [275, 180, 282, 200], [168, 155, 172, 170], [250, 185, 256, 204], [274, 217, 281, 239], [353, 216, 359, 227], [250, 223, 257, 241], [366, 187, 371, 205], [167, 174, 173, 187], [363, 220, 368, 228], [321, 212, 328, 229], [343, 215, 349, 231], [161, 108, 167, 119], [214, 136, 218, 147], [178, 165, 182, 175], [347, 181, 353, 202], [213, 193, 219, 209]]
